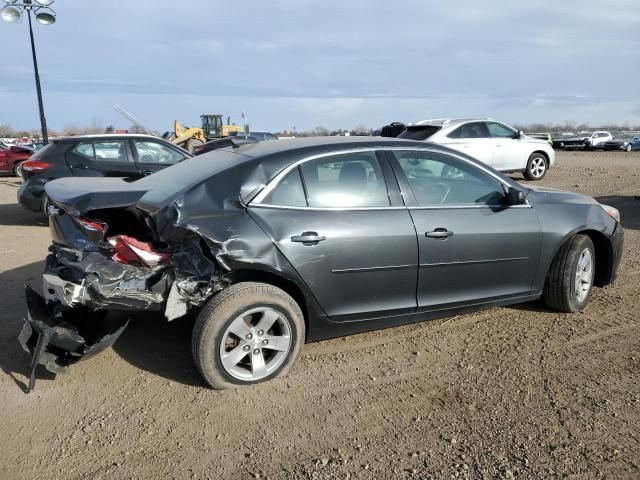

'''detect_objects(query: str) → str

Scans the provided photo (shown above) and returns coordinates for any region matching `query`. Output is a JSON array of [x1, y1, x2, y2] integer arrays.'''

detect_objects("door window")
[[134, 140, 184, 165], [72, 142, 95, 160], [300, 152, 390, 208], [393, 150, 506, 206], [93, 141, 129, 162], [447, 122, 490, 139], [262, 168, 307, 207], [487, 122, 517, 138]]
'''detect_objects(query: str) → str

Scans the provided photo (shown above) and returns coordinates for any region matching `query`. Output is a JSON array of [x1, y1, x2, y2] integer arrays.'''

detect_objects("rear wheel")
[[13, 161, 24, 178], [543, 234, 595, 312], [192, 282, 305, 389], [524, 153, 548, 180]]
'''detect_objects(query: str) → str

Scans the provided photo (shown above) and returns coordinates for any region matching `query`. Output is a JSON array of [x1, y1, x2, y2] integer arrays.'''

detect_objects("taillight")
[[77, 217, 106, 232], [21, 160, 51, 173], [108, 235, 171, 267]]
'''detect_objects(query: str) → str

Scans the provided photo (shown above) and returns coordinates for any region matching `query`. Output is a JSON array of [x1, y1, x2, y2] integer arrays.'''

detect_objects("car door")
[[487, 121, 525, 171], [130, 139, 188, 176], [387, 148, 542, 309], [66, 139, 139, 178], [440, 121, 495, 166], [248, 150, 419, 322]]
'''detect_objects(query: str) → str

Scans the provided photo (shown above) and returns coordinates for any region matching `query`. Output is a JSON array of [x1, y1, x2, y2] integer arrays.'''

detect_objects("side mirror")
[[506, 187, 526, 205], [517, 130, 524, 139]]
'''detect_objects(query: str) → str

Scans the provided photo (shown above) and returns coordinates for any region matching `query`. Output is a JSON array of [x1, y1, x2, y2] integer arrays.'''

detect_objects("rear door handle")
[[426, 228, 453, 239], [291, 231, 326, 244]]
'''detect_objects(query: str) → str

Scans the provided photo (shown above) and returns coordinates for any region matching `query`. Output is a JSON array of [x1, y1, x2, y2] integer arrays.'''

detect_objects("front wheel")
[[192, 282, 305, 389], [543, 234, 595, 313], [524, 153, 548, 180]]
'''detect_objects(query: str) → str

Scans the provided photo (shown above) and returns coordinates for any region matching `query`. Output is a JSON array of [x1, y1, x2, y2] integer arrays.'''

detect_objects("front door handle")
[[143, 170, 154, 175], [291, 231, 326, 244], [426, 228, 453, 239]]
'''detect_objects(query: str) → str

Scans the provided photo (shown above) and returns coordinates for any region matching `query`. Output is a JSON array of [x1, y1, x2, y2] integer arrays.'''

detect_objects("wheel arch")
[[531, 150, 549, 163], [547, 228, 612, 288], [225, 268, 311, 334], [579, 229, 613, 287]]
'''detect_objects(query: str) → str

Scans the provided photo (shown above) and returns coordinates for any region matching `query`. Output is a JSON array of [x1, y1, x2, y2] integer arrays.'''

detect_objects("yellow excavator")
[[172, 115, 244, 152], [108, 104, 244, 153]]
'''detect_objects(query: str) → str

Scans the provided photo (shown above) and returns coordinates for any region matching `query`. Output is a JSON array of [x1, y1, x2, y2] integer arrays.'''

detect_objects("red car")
[[0, 144, 33, 177]]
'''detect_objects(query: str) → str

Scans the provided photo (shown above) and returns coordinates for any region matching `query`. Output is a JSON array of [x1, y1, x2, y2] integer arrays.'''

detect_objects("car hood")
[[522, 136, 549, 145], [526, 186, 600, 206]]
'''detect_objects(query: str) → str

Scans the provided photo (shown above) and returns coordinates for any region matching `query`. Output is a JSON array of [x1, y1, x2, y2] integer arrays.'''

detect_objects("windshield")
[[398, 126, 441, 140]]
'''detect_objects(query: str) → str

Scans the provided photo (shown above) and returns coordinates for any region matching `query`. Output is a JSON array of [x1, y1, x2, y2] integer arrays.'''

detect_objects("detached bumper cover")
[[18, 286, 129, 393]]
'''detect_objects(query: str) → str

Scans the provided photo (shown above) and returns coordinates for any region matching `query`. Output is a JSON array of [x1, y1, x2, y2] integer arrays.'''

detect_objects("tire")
[[192, 282, 305, 389], [524, 153, 548, 180], [186, 138, 204, 153], [13, 161, 24, 178], [543, 234, 595, 313]]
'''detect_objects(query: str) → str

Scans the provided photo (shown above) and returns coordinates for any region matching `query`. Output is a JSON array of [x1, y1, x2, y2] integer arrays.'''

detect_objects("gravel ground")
[[1, 150, 639, 480]]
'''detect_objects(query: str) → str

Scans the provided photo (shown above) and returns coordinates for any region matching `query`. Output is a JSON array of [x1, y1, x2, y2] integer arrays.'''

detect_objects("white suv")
[[399, 118, 555, 180]]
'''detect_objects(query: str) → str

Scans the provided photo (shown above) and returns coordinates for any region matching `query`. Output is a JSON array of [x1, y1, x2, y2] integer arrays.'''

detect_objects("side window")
[[72, 142, 95, 160], [262, 167, 307, 207], [487, 122, 517, 138], [93, 141, 128, 163], [134, 141, 184, 165], [448, 122, 490, 139], [300, 152, 389, 208], [393, 150, 506, 206]]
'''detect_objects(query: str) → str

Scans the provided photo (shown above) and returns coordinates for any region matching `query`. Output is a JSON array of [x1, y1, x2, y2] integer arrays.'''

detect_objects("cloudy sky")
[[1, 0, 638, 132]]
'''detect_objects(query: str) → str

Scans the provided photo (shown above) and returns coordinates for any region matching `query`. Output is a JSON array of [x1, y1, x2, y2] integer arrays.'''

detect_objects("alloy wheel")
[[219, 307, 292, 381], [575, 248, 593, 303], [530, 157, 546, 178]]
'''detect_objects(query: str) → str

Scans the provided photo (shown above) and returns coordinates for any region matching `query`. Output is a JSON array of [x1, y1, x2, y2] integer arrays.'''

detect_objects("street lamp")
[[1, 0, 56, 144]]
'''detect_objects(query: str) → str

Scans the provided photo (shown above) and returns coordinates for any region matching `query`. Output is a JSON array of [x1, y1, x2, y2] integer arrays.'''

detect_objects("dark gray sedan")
[[20, 137, 623, 391]]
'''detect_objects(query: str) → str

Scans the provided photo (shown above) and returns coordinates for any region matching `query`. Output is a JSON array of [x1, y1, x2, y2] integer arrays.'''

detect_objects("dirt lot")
[[1, 150, 639, 480]]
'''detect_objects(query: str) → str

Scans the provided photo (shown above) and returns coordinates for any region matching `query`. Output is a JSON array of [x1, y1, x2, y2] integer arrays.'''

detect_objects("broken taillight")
[[77, 217, 106, 232], [21, 160, 51, 173], [108, 235, 171, 267]]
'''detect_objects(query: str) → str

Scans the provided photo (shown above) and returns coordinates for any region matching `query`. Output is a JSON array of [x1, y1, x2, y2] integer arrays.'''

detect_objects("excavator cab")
[[201, 114, 224, 140]]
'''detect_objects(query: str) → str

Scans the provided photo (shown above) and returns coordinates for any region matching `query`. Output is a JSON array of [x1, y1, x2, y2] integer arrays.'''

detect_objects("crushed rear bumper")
[[18, 286, 129, 393]]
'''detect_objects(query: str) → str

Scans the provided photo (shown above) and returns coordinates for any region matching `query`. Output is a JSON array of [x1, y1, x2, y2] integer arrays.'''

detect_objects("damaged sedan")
[[20, 137, 624, 391]]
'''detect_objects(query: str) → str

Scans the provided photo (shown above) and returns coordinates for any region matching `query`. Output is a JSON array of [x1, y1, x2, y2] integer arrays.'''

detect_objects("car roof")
[[52, 133, 164, 142], [231, 135, 429, 158], [134, 135, 519, 213], [414, 117, 494, 127]]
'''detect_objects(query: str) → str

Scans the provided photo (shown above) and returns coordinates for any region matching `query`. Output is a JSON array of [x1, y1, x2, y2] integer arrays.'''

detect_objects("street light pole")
[[27, 9, 48, 143], [1, 0, 56, 145]]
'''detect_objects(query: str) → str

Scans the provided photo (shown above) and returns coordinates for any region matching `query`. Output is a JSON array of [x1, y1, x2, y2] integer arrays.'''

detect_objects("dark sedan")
[[17, 134, 191, 213], [602, 135, 640, 152], [19, 137, 623, 391]]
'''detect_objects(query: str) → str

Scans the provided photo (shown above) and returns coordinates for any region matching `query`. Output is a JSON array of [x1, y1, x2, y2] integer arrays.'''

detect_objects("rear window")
[[29, 142, 56, 160], [398, 126, 441, 140], [135, 149, 248, 208]]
